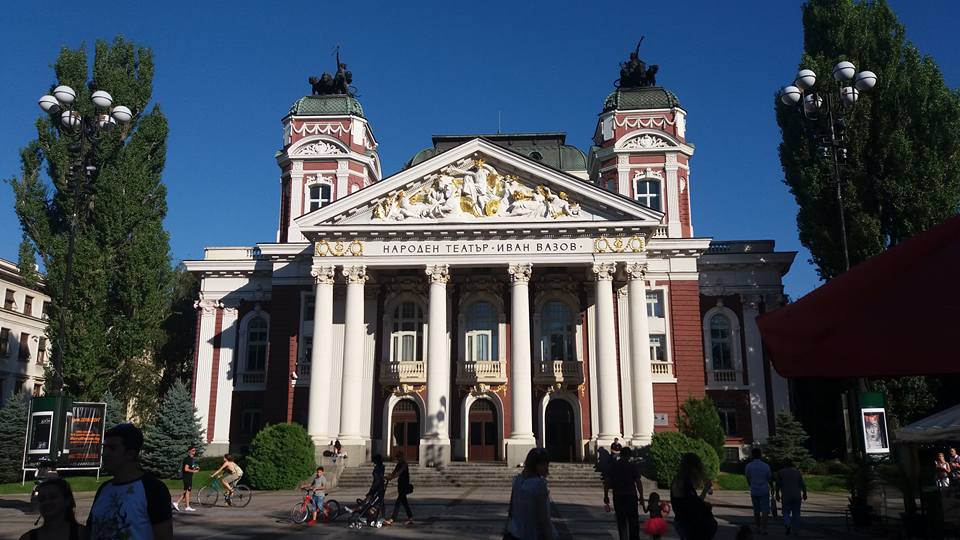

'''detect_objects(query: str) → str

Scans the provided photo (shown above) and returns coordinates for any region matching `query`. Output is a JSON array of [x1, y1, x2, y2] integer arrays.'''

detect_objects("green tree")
[[155, 265, 199, 397], [141, 380, 205, 478], [0, 393, 29, 483], [100, 389, 126, 430], [649, 431, 720, 489], [677, 397, 725, 461], [775, 0, 959, 446], [8, 37, 172, 407], [17, 234, 40, 289], [870, 377, 938, 428], [765, 411, 816, 473], [247, 423, 316, 490]]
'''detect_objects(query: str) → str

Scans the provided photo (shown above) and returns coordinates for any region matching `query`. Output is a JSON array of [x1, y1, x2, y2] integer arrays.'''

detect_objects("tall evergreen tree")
[[775, 0, 960, 439], [0, 393, 29, 483], [17, 234, 40, 289], [8, 37, 172, 407], [142, 380, 205, 478], [765, 411, 816, 473]]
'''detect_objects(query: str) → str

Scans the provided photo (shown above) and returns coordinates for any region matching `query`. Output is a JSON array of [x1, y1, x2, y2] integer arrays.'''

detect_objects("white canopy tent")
[[896, 403, 960, 443]]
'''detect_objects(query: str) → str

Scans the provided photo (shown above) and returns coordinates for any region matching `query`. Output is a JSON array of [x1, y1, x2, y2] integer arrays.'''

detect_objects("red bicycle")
[[290, 489, 341, 524]]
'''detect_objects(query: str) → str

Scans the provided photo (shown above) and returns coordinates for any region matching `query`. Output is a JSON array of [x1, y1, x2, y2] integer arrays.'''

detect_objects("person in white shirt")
[[744, 447, 773, 535]]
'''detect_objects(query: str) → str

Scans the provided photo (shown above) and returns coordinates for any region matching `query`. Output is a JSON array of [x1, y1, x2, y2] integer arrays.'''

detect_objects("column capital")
[[194, 298, 223, 314], [342, 265, 368, 284], [425, 264, 450, 285], [508, 263, 533, 284], [591, 262, 617, 281], [311, 265, 336, 285], [742, 294, 763, 310], [624, 262, 648, 280]]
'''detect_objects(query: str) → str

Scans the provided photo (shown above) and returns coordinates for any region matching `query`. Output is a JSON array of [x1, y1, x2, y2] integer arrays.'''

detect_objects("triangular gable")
[[296, 138, 663, 230]]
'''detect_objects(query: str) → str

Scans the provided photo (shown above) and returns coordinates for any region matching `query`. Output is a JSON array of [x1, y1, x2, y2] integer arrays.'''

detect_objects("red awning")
[[757, 215, 960, 378]]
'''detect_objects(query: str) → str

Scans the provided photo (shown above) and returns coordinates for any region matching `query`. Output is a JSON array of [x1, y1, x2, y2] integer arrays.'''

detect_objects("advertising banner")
[[63, 402, 106, 469], [861, 407, 891, 454], [23, 397, 106, 471]]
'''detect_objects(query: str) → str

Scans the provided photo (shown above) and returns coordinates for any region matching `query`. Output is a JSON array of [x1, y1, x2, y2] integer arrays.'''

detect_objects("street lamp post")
[[780, 61, 877, 273], [36, 85, 132, 395]]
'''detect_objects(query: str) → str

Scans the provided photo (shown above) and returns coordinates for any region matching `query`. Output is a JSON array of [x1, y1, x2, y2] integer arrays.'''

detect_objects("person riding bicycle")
[[211, 455, 243, 505], [299, 466, 327, 525]]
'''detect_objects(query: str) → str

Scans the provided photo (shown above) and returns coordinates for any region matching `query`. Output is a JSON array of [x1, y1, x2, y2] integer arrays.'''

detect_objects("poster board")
[[22, 398, 106, 472], [861, 407, 891, 454]]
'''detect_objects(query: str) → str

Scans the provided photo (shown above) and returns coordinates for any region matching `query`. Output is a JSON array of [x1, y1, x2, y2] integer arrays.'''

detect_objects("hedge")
[[246, 423, 316, 490], [650, 431, 720, 488]]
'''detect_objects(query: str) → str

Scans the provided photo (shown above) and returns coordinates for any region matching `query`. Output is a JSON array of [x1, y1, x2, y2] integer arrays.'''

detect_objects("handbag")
[[404, 483, 414, 495]]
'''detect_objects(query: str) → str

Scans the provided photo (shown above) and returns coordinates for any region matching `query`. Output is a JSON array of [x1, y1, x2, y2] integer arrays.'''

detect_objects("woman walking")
[[670, 453, 717, 540], [19, 479, 85, 540], [384, 449, 414, 526], [505, 448, 558, 540]]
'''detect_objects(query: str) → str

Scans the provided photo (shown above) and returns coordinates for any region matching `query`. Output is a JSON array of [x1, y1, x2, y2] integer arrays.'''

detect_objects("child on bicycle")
[[299, 466, 327, 525], [211, 454, 243, 505]]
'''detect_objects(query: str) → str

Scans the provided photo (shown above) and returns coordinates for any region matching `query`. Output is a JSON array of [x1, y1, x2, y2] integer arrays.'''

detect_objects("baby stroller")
[[346, 480, 389, 529]]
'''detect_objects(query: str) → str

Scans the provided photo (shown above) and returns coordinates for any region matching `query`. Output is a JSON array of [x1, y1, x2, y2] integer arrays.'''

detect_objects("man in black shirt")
[[603, 447, 645, 540], [384, 449, 414, 526], [173, 446, 200, 512]]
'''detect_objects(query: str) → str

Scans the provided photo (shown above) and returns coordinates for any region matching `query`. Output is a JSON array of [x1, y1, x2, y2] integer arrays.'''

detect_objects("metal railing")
[[241, 371, 266, 385], [711, 369, 740, 384]]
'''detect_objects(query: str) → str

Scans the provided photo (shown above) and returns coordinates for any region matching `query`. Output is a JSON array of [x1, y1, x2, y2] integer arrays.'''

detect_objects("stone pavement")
[[0, 484, 865, 539]]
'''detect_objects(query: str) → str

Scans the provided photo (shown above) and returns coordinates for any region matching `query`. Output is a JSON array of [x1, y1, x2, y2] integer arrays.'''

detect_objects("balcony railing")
[[240, 371, 266, 385], [457, 360, 507, 385], [297, 363, 311, 379], [651, 362, 673, 378], [533, 360, 584, 386], [710, 369, 740, 385], [381, 361, 426, 385]]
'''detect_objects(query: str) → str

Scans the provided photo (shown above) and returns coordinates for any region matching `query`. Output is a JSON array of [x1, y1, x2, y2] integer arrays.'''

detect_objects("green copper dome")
[[288, 95, 365, 118], [602, 86, 681, 112]]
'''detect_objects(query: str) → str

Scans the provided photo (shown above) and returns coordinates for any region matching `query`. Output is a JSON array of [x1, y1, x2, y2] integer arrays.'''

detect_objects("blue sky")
[[1, 1, 957, 300]]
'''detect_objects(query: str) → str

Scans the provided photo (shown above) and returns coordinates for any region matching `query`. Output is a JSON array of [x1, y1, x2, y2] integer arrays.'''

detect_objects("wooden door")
[[468, 399, 498, 461], [390, 400, 420, 462], [545, 399, 575, 462]]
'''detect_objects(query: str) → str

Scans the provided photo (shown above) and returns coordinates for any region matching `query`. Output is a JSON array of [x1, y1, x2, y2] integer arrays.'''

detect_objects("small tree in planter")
[[141, 380, 205, 478]]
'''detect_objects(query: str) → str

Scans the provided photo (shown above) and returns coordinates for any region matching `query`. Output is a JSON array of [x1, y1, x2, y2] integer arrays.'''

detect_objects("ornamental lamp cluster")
[[779, 61, 877, 117], [37, 85, 133, 133]]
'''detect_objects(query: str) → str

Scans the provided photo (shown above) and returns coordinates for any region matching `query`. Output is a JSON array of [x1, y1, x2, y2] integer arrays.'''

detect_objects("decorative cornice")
[[591, 262, 617, 281], [625, 262, 648, 280], [310, 265, 336, 285], [425, 264, 450, 285], [342, 265, 368, 284], [507, 263, 533, 284]]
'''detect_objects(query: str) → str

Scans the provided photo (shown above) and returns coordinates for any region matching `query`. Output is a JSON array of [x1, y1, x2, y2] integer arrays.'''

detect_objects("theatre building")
[[185, 60, 795, 465]]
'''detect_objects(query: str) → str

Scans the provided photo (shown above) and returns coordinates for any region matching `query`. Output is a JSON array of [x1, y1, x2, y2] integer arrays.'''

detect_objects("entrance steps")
[[333, 461, 604, 488]]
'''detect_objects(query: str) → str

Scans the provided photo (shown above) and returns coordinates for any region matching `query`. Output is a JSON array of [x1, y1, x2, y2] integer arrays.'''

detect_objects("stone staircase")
[[333, 461, 605, 488]]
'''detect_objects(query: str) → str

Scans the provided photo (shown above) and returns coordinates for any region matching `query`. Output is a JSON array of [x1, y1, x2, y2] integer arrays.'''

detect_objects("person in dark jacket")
[[384, 449, 414, 525], [671, 453, 717, 540], [603, 447, 645, 540]]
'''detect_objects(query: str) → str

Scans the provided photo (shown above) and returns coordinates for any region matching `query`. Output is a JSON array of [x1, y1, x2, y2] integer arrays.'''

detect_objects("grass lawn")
[[0, 471, 215, 495], [715, 472, 847, 493]]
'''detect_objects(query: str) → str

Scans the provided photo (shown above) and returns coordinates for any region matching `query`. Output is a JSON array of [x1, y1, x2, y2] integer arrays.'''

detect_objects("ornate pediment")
[[295, 139, 345, 156], [621, 133, 672, 150], [372, 158, 580, 221]]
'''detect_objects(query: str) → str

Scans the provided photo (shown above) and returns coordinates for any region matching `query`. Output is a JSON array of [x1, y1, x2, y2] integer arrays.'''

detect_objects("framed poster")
[[861, 407, 890, 454], [27, 411, 54, 455]]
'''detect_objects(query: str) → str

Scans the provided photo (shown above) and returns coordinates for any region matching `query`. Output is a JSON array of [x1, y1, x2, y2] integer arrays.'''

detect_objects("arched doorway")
[[390, 400, 420, 462], [468, 399, 498, 461], [545, 399, 575, 463]]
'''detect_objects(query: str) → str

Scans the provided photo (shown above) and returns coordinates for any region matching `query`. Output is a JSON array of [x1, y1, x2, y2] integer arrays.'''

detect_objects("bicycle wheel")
[[197, 486, 219, 507], [290, 502, 309, 524], [231, 485, 252, 508], [321, 499, 341, 522]]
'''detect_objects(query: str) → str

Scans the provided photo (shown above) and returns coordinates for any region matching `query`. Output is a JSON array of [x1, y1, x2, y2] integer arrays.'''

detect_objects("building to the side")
[[185, 61, 795, 465], [0, 258, 50, 403]]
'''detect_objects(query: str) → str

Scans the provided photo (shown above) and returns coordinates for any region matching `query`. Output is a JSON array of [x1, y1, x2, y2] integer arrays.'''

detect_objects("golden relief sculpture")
[[373, 157, 581, 221], [315, 239, 364, 257], [593, 235, 646, 253]]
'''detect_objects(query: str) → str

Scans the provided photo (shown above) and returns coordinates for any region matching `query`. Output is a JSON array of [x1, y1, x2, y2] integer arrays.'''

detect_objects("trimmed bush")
[[650, 431, 721, 488], [246, 423, 316, 490], [677, 397, 725, 461]]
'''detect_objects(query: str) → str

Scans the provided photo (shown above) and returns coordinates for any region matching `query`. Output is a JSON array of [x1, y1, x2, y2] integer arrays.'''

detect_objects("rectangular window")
[[16, 378, 27, 395], [3, 290, 14, 310], [649, 334, 667, 362], [24, 296, 33, 317], [33, 383, 43, 397], [723, 447, 741, 463], [37, 337, 47, 365], [241, 405, 263, 436], [466, 331, 493, 362], [19, 333, 30, 361], [646, 290, 664, 318], [717, 402, 737, 436], [42, 302, 50, 319], [0, 328, 9, 356]]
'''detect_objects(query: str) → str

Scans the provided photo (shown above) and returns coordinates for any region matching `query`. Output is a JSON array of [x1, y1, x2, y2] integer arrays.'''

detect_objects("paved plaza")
[[0, 483, 868, 540]]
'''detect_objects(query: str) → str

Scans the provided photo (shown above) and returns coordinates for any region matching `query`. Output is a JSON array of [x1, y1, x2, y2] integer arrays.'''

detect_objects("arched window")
[[391, 302, 424, 362], [465, 301, 497, 362], [634, 179, 662, 211], [542, 301, 576, 362], [246, 317, 268, 371], [709, 314, 733, 371], [308, 183, 332, 212]]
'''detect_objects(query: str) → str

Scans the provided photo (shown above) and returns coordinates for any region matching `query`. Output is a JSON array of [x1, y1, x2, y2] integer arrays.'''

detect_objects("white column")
[[592, 262, 622, 446], [212, 304, 239, 448], [742, 295, 770, 443], [338, 265, 368, 456], [423, 264, 451, 466], [192, 299, 220, 443], [626, 263, 655, 446], [665, 154, 682, 237], [308, 265, 336, 443], [506, 263, 536, 466]]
